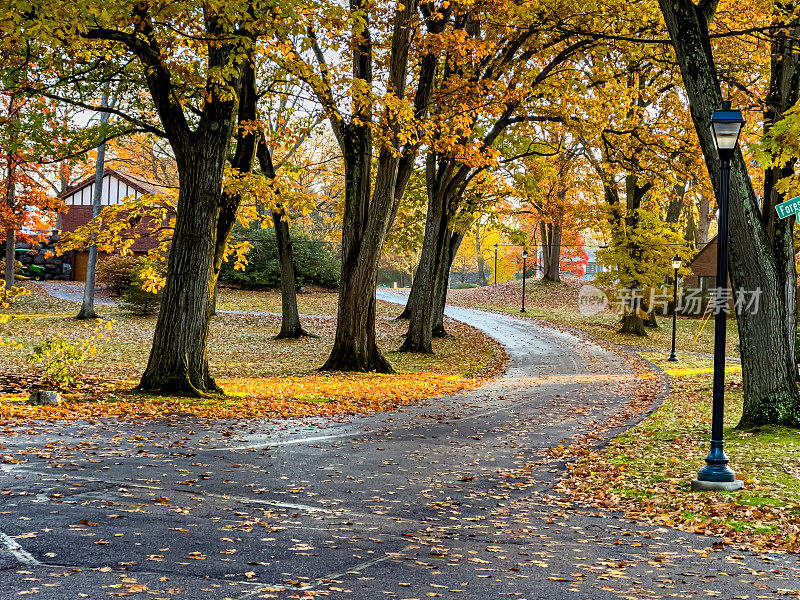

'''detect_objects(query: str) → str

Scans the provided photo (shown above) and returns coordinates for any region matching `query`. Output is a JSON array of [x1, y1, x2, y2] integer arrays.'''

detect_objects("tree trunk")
[[665, 183, 686, 223], [540, 221, 562, 282], [138, 47, 256, 396], [697, 193, 711, 247], [400, 173, 450, 353], [644, 296, 659, 328], [255, 132, 309, 339], [619, 314, 646, 336], [396, 274, 419, 319], [4, 94, 18, 296], [432, 231, 464, 338], [659, 0, 800, 427], [137, 156, 227, 396], [77, 91, 110, 320], [321, 128, 394, 372], [272, 209, 309, 339], [3, 229, 13, 295], [475, 222, 487, 286], [320, 0, 422, 372]]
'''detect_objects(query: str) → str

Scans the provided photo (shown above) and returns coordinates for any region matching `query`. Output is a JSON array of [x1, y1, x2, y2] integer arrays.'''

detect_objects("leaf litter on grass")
[[0, 291, 504, 425]]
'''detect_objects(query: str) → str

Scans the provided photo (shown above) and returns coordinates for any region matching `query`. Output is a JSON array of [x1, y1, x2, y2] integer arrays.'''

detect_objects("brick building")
[[685, 236, 730, 292], [58, 168, 168, 281]]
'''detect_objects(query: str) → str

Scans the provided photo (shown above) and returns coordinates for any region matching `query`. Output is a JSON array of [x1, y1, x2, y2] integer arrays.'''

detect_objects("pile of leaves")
[[0, 371, 485, 426], [555, 353, 800, 554]]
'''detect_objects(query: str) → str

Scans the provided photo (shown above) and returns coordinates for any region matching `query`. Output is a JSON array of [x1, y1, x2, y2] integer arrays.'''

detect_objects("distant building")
[[57, 168, 168, 281], [685, 237, 728, 292], [581, 246, 604, 281]]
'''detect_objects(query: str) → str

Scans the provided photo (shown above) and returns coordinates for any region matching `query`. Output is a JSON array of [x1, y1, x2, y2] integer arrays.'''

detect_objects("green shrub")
[[27, 320, 114, 386], [96, 254, 140, 296], [220, 226, 340, 289], [121, 258, 165, 315]]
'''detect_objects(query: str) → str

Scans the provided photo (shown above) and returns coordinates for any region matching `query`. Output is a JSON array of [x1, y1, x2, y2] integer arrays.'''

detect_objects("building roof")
[[58, 167, 172, 199]]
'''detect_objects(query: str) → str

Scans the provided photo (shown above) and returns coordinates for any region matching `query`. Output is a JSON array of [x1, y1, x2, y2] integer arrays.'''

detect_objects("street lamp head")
[[522, 250, 528, 259], [709, 101, 745, 160], [672, 254, 682, 270], [494, 243, 498, 251]]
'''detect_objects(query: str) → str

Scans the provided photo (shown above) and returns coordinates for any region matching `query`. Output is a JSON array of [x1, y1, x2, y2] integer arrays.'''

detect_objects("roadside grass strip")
[[557, 353, 800, 553]]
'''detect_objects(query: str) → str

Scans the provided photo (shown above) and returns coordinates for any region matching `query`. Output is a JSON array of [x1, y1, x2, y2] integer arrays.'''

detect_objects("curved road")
[[1, 295, 798, 598]]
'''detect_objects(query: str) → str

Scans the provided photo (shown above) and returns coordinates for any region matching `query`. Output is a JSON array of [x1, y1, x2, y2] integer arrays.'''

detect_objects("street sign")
[[776, 195, 800, 219]]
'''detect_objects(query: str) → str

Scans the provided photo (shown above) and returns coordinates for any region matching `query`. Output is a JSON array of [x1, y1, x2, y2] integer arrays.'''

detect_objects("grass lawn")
[[215, 286, 400, 317], [558, 353, 800, 553], [0, 283, 503, 425]]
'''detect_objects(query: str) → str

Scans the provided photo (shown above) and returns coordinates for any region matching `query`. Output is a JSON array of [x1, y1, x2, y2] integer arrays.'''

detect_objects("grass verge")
[[555, 352, 800, 553]]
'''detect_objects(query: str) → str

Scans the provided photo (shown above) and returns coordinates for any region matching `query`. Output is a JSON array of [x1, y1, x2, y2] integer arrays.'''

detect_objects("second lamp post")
[[668, 255, 681, 362]]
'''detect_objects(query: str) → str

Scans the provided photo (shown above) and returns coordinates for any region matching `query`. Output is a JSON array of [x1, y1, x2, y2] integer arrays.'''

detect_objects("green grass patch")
[[560, 350, 800, 552]]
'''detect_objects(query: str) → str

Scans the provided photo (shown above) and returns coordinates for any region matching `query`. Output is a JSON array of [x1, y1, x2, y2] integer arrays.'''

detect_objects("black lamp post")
[[520, 249, 528, 313], [692, 101, 745, 492], [668, 254, 681, 362], [494, 243, 498, 285]]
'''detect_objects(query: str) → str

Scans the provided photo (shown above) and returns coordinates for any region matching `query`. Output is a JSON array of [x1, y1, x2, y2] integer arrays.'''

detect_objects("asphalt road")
[[1, 295, 798, 599]]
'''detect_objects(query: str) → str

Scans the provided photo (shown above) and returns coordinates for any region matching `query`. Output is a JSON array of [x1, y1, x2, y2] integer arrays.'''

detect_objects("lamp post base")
[[520, 308, 526, 313], [667, 352, 678, 362], [691, 478, 743, 492]]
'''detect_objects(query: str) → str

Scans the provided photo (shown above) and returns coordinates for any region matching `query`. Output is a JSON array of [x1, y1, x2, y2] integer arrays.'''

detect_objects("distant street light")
[[521, 249, 528, 313], [692, 100, 745, 492], [494, 243, 499, 285], [668, 255, 681, 362]]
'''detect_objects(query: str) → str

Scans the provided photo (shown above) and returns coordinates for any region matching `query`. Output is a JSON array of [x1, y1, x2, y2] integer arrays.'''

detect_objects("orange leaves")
[[0, 371, 483, 425], [0, 291, 499, 424], [220, 371, 482, 408]]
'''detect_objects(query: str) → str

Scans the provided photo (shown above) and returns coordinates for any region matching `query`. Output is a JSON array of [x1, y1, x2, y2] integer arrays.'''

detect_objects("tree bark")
[[4, 93, 18, 296], [620, 313, 647, 336], [322, 123, 395, 371], [320, 0, 422, 372], [475, 222, 487, 286], [255, 131, 309, 339], [400, 164, 451, 353], [432, 231, 464, 338], [697, 192, 711, 248], [540, 221, 562, 282], [77, 90, 111, 320], [138, 37, 254, 396], [138, 154, 229, 395], [272, 209, 310, 339], [659, 0, 800, 427]]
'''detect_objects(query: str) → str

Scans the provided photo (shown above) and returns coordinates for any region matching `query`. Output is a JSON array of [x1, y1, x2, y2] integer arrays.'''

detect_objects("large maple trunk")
[[659, 0, 800, 427], [321, 130, 393, 372], [319, 0, 423, 372], [138, 155, 225, 395]]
